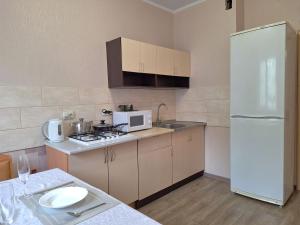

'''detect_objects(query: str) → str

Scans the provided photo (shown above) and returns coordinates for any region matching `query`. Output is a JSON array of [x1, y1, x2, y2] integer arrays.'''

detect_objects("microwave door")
[[129, 114, 145, 131]]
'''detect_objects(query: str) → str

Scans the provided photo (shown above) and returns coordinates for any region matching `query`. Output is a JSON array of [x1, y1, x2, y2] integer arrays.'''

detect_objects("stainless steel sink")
[[157, 123, 186, 129]]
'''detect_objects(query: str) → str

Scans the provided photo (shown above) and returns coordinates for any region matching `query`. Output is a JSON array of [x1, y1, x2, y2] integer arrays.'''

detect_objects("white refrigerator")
[[230, 22, 297, 206]]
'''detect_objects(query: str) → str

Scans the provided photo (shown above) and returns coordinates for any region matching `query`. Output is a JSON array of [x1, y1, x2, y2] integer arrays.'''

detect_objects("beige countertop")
[[131, 127, 174, 139], [46, 123, 204, 155], [46, 127, 174, 155]]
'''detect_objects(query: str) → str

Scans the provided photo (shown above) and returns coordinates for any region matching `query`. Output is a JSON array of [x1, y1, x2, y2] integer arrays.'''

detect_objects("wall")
[[174, 0, 236, 178], [243, 0, 300, 30], [0, 0, 175, 174]]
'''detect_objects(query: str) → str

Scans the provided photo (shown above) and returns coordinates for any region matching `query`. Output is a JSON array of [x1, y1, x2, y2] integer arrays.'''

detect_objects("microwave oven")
[[113, 110, 152, 132]]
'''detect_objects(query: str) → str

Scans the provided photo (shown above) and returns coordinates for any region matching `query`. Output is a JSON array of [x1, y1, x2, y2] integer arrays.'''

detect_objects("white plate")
[[39, 186, 88, 209]]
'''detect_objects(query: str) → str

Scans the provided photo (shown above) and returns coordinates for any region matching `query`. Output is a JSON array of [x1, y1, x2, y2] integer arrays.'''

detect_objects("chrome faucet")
[[156, 103, 167, 125]]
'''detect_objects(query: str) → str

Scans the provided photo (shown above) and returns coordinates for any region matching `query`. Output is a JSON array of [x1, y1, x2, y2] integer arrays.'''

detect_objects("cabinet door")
[[138, 134, 172, 199], [108, 141, 138, 204], [121, 38, 140, 73], [172, 127, 205, 183], [156, 46, 174, 76], [140, 42, 157, 74], [174, 50, 191, 77], [68, 148, 109, 193], [46, 146, 68, 172]]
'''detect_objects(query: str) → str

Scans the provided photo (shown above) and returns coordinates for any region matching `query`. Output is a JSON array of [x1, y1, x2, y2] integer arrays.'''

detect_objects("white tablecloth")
[[0, 169, 160, 225]]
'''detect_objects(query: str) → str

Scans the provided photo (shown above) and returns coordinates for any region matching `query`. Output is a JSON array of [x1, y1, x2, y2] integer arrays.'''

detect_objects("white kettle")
[[42, 119, 64, 142]]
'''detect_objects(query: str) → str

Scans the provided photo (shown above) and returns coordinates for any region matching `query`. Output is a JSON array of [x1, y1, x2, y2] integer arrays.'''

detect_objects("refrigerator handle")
[[231, 115, 284, 119]]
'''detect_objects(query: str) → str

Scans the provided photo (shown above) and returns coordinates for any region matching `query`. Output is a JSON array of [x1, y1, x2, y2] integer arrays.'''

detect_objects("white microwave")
[[113, 110, 152, 132]]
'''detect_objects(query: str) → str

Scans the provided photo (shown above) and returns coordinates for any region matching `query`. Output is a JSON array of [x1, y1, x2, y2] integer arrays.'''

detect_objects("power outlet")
[[63, 111, 76, 120]]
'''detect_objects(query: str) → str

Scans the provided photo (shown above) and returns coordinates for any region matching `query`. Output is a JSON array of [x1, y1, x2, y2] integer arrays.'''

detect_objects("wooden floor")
[[139, 176, 300, 225]]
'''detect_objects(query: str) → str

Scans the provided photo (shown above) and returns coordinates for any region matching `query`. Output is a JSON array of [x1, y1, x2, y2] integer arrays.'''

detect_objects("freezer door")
[[230, 117, 284, 201], [230, 24, 286, 117]]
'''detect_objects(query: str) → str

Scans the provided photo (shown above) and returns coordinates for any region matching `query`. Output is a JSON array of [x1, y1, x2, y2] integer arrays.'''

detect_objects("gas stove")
[[68, 130, 133, 146]]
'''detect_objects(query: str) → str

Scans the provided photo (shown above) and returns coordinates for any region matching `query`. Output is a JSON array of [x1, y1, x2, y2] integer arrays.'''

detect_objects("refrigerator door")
[[230, 24, 286, 117], [230, 117, 284, 203]]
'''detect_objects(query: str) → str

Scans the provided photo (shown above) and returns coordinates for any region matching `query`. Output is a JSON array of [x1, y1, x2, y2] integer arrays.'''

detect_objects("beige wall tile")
[[0, 86, 41, 108], [205, 100, 228, 114], [0, 128, 45, 153], [63, 105, 96, 121], [0, 108, 21, 130], [42, 87, 79, 106], [176, 112, 207, 123], [21, 106, 62, 128], [79, 87, 110, 105], [176, 100, 207, 113], [206, 113, 230, 127]]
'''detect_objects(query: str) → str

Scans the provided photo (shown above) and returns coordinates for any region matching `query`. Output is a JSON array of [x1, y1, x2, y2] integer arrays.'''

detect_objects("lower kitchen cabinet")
[[108, 141, 138, 204], [46, 141, 138, 204], [68, 148, 109, 193], [138, 134, 173, 199], [172, 127, 205, 183]]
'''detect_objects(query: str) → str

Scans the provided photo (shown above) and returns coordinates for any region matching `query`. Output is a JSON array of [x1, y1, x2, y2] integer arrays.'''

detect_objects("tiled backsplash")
[[0, 86, 176, 154], [176, 86, 229, 127]]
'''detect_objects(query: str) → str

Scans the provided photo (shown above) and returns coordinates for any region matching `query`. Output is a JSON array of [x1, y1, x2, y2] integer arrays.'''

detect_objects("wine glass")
[[0, 182, 15, 224], [17, 154, 31, 198]]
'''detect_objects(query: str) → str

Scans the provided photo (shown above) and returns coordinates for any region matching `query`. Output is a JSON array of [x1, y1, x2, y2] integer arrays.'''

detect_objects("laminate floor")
[[139, 176, 300, 225]]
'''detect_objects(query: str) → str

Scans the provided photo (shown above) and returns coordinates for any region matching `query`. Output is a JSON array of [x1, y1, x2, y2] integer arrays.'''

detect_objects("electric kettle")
[[42, 119, 64, 142]]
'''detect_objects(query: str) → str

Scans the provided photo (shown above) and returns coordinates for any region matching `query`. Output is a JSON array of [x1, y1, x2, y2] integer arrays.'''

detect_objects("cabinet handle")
[[104, 150, 108, 163], [113, 151, 116, 161], [110, 150, 113, 162], [142, 63, 144, 72], [110, 150, 116, 162]]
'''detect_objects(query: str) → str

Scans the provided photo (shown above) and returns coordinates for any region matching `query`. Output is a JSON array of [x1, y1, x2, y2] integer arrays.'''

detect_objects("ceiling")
[[143, 0, 206, 13]]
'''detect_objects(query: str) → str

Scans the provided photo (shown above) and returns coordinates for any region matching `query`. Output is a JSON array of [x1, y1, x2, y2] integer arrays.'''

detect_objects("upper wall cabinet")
[[121, 38, 140, 73], [106, 37, 190, 88], [156, 46, 174, 76], [174, 50, 191, 77]]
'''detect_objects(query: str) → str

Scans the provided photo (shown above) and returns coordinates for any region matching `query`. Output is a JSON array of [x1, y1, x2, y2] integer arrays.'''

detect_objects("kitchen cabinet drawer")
[[108, 141, 138, 204], [138, 145, 172, 199], [138, 133, 172, 153], [172, 127, 205, 183], [68, 148, 109, 193]]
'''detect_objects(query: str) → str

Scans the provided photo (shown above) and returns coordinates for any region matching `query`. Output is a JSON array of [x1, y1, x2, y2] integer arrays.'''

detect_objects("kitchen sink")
[[157, 123, 186, 129]]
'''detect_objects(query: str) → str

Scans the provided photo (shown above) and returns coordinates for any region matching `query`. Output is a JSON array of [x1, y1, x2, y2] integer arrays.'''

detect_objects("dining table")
[[0, 168, 161, 225]]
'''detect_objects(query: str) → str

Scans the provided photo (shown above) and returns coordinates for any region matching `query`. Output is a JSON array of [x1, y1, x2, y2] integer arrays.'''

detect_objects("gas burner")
[[68, 130, 130, 146]]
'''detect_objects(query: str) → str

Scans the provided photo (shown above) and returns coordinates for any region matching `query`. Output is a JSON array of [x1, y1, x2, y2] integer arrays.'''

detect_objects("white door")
[[230, 117, 284, 201], [230, 24, 286, 117]]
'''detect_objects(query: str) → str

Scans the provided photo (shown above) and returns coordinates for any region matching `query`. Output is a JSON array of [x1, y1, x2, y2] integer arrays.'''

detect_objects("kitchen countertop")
[[131, 127, 174, 139], [45, 122, 204, 155], [3, 169, 160, 225], [45, 127, 173, 155]]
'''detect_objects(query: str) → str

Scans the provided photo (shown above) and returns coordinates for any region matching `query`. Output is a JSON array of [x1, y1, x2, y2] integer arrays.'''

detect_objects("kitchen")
[[0, 0, 300, 224]]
